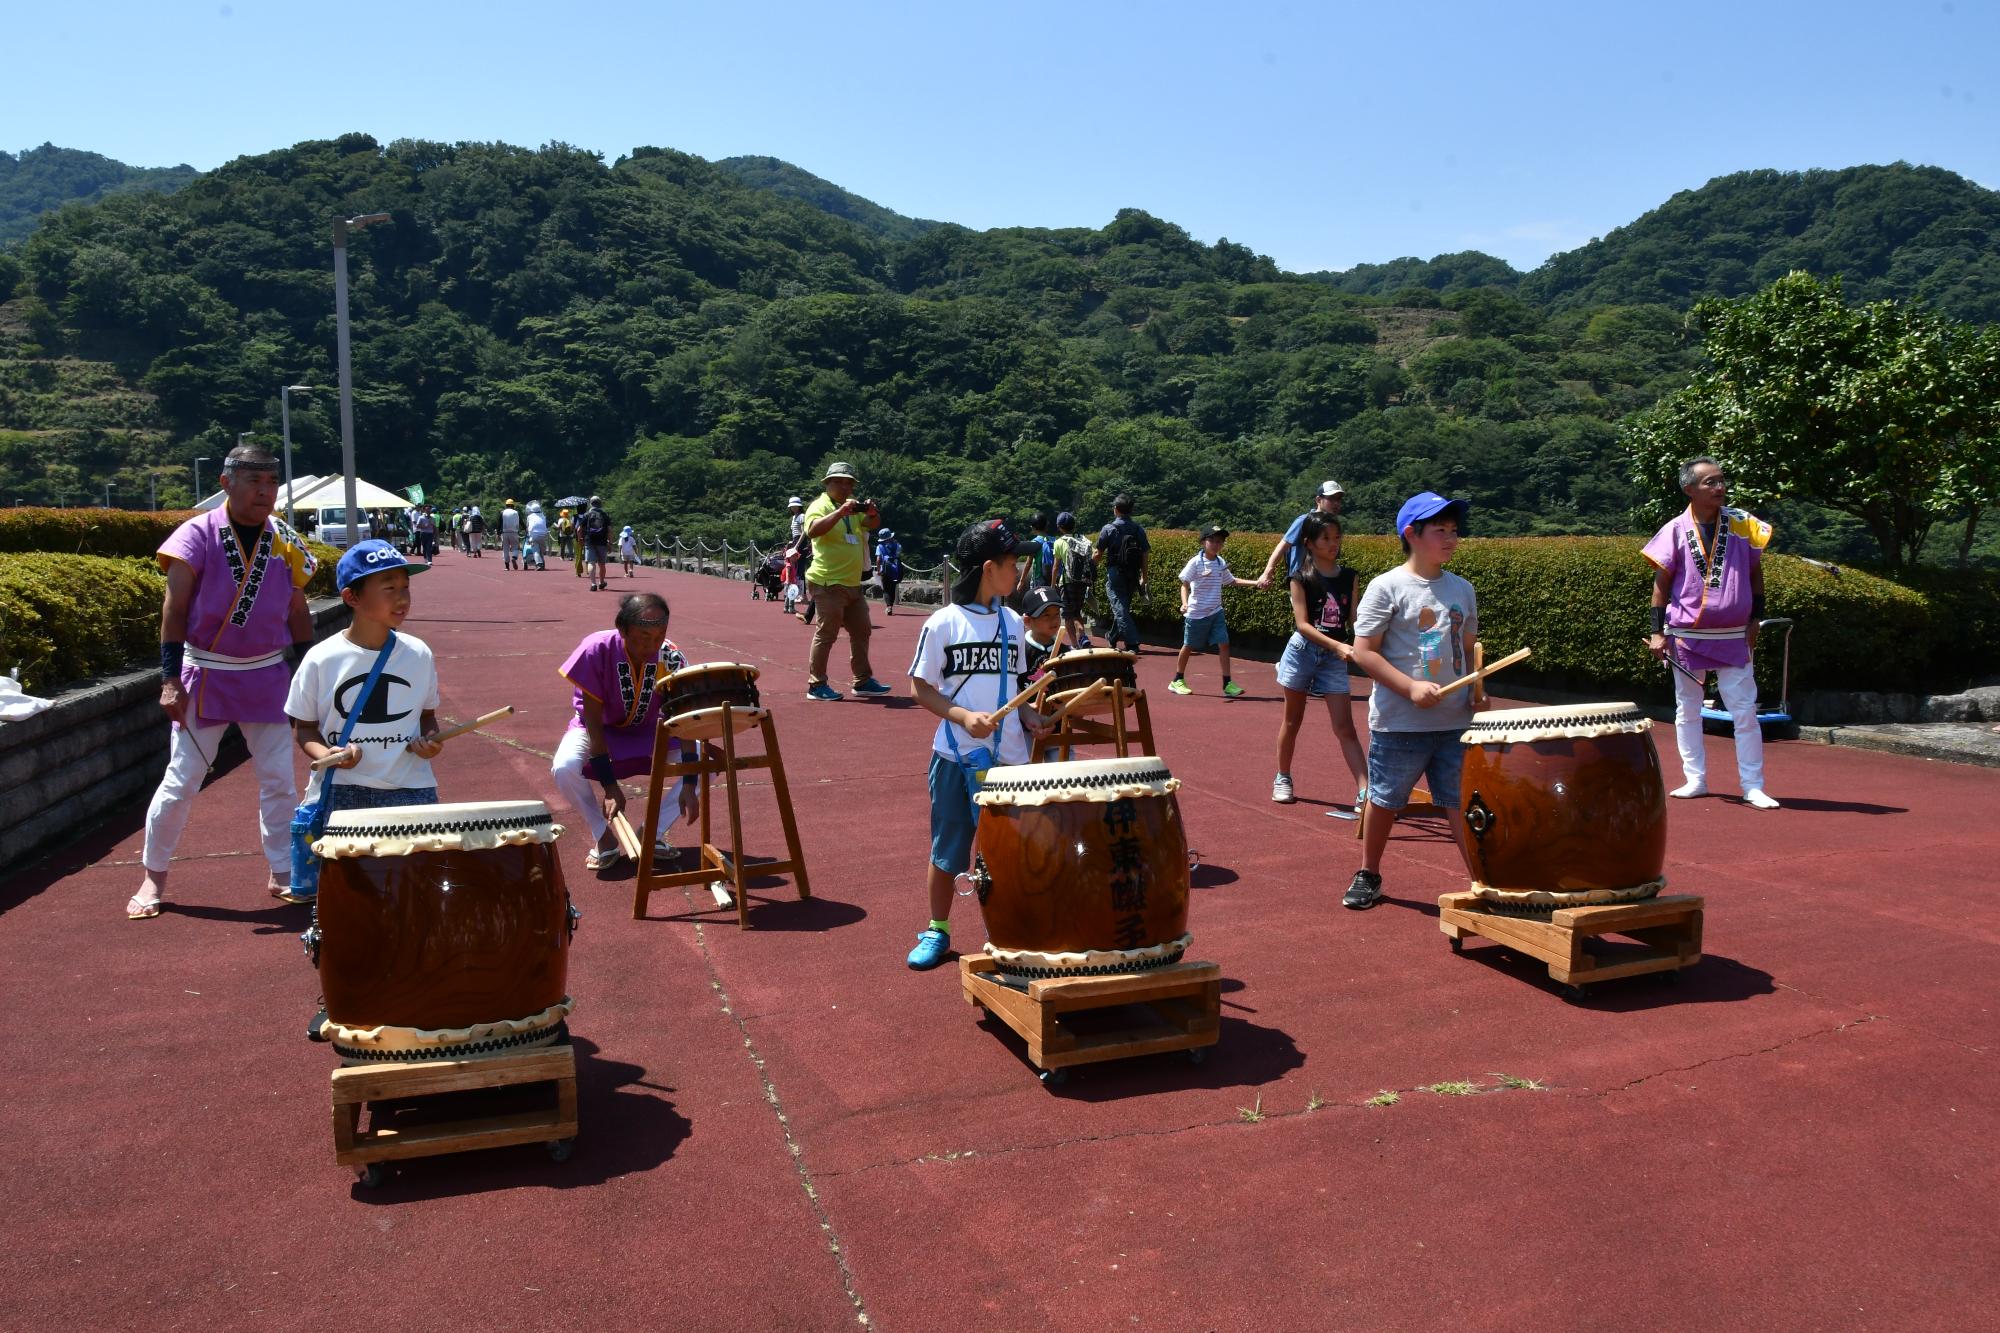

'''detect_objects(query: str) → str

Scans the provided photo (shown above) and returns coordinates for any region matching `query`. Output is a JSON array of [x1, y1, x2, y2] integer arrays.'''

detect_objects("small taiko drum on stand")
[[966, 756, 1191, 979], [660, 662, 762, 742], [1458, 702, 1667, 915], [1040, 647, 1138, 706], [306, 800, 577, 1063]]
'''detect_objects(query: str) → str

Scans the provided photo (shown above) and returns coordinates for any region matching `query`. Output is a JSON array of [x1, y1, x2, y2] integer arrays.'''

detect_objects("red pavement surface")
[[3, 555, 1996, 1332]]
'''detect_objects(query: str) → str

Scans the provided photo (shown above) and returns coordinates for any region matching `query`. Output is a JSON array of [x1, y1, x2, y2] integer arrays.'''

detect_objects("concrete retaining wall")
[[0, 599, 351, 871]]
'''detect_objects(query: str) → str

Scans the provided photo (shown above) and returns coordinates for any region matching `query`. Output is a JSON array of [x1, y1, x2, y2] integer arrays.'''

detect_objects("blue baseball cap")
[[336, 539, 429, 592], [1395, 492, 1469, 538]]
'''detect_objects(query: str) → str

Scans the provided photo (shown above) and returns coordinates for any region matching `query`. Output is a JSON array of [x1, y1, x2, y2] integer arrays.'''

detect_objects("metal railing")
[[637, 536, 953, 603]]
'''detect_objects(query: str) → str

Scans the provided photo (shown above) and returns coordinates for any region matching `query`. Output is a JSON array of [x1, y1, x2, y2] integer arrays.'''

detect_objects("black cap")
[[1200, 524, 1229, 542], [1021, 586, 1061, 618], [953, 518, 1024, 568]]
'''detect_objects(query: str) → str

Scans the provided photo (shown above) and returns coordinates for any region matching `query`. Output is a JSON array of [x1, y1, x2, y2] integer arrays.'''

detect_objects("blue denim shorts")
[[1366, 731, 1465, 810], [1276, 635, 1349, 696], [928, 752, 980, 874], [1183, 611, 1229, 650]]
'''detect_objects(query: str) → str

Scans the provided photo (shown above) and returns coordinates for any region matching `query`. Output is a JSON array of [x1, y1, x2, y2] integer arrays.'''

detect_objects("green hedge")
[[1132, 530, 1996, 698], [0, 554, 166, 692], [0, 507, 338, 598]]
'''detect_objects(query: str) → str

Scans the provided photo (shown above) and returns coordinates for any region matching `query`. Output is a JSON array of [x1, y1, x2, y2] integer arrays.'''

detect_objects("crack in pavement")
[[1572, 1014, 1886, 1099], [679, 881, 872, 1328]]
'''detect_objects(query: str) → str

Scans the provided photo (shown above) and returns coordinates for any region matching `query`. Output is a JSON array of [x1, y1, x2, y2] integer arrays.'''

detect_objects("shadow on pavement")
[[976, 1010, 1305, 1099], [1767, 797, 1907, 815], [1445, 943, 1776, 1010], [348, 1036, 690, 1202]]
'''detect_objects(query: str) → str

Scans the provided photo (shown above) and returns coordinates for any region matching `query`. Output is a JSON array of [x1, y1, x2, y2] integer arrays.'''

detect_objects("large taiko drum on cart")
[[967, 756, 1191, 979], [1458, 702, 1667, 913], [306, 800, 577, 1062]]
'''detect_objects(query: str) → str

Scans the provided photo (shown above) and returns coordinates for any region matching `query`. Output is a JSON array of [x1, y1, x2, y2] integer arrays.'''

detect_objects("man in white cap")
[[1260, 480, 1346, 584], [802, 461, 893, 701]]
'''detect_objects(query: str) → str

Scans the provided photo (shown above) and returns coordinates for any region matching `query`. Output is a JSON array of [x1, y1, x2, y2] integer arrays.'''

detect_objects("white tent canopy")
[[196, 473, 414, 514]]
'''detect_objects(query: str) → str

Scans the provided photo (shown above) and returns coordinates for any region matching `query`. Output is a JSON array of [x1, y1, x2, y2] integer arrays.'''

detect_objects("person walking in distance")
[[579, 496, 613, 591], [875, 528, 905, 615], [1050, 511, 1095, 649], [1644, 456, 1779, 809], [802, 461, 894, 701], [523, 500, 549, 570], [1096, 494, 1150, 655], [1259, 480, 1345, 584], [128, 444, 319, 919], [500, 498, 522, 570], [467, 504, 485, 558]]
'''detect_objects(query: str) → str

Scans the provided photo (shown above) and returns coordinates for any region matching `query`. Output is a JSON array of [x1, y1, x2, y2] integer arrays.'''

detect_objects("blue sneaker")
[[806, 683, 843, 701], [906, 928, 952, 970], [852, 677, 893, 696]]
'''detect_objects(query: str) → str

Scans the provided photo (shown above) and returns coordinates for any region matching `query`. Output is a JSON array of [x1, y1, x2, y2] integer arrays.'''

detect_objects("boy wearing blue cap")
[[1345, 493, 1479, 910], [286, 541, 446, 832]]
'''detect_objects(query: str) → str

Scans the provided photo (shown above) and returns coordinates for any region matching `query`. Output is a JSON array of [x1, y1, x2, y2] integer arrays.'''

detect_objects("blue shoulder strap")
[[322, 630, 396, 794]]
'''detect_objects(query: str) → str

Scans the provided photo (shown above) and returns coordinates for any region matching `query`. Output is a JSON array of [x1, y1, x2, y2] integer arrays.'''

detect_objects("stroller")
[[753, 550, 785, 601]]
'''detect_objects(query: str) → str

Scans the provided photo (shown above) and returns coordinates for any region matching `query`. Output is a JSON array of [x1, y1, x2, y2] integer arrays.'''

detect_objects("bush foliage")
[[1132, 530, 1997, 697], [0, 553, 164, 691]]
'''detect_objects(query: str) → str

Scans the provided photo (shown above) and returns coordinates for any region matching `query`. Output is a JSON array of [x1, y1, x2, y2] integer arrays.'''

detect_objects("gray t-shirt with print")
[[1353, 566, 1479, 734]]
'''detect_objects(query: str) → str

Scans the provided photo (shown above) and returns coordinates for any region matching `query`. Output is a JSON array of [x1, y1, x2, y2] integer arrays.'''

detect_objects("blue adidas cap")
[[336, 539, 429, 592], [1394, 492, 1469, 538]]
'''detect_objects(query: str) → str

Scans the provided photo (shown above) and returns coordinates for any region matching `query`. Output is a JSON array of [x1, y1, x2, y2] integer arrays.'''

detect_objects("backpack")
[[1103, 520, 1147, 577], [1057, 535, 1094, 586], [581, 508, 610, 539]]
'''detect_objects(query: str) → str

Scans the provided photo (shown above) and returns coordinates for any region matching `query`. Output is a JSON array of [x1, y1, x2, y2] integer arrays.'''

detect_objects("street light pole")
[[280, 384, 322, 529], [333, 212, 391, 547], [194, 456, 212, 505]]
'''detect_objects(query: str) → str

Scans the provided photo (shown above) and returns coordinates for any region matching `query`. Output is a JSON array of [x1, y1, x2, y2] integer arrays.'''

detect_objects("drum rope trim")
[[1461, 703, 1653, 745], [317, 997, 575, 1057], [1468, 876, 1666, 916], [987, 932, 1193, 978], [973, 765, 1178, 806]]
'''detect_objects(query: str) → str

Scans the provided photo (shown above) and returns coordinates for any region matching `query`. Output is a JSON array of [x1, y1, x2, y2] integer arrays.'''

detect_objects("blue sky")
[[6, 1, 1995, 273]]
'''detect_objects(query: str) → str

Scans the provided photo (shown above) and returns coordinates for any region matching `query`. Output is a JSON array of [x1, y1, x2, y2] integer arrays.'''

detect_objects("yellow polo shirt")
[[803, 493, 873, 587]]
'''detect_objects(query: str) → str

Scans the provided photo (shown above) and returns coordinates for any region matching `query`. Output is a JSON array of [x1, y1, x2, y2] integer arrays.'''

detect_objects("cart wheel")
[[1449, 936, 1464, 954], [1563, 983, 1587, 1000], [1184, 1046, 1208, 1066], [546, 1137, 575, 1163], [355, 1162, 389, 1189], [1038, 1067, 1070, 1089]]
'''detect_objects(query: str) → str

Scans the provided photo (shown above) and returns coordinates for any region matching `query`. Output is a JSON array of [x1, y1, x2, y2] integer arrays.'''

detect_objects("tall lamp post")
[[280, 384, 323, 528], [193, 456, 212, 505], [333, 212, 392, 547]]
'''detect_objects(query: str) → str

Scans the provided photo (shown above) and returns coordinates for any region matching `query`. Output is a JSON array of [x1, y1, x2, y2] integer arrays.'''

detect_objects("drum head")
[[667, 661, 761, 685], [1461, 701, 1652, 745], [315, 799, 562, 857], [976, 755, 1179, 806]]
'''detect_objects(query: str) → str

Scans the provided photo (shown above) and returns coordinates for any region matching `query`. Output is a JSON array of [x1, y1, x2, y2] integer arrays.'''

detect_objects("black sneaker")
[[1342, 869, 1383, 910]]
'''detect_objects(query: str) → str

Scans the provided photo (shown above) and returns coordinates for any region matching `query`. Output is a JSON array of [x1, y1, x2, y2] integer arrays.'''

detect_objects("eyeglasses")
[[1694, 476, 1729, 488]]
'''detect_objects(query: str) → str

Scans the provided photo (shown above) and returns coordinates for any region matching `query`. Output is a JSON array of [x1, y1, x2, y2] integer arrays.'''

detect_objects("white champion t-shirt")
[[907, 601, 1032, 767], [286, 631, 442, 791]]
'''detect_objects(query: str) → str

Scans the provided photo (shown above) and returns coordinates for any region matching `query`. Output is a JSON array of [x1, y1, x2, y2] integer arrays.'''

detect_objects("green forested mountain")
[[715, 155, 940, 242], [1304, 250, 1523, 299], [0, 140, 1992, 565], [0, 144, 200, 247], [1520, 164, 2000, 321]]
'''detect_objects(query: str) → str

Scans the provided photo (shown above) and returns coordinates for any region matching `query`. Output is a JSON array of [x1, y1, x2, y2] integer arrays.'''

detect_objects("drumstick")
[[609, 811, 644, 861], [310, 746, 361, 772], [989, 674, 1054, 724], [1437, 646, 1531, 698], [1043, 679, 1108, 727], [427, 704, 515, 746]]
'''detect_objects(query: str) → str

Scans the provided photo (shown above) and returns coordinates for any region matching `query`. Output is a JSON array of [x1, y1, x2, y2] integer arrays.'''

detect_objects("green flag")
[[405, 483, 425, 504]]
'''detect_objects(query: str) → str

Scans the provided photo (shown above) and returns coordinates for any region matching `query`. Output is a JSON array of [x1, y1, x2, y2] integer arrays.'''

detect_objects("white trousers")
[[550, 726, 685, 845], [1671, 659, 1766, 793], [142, 720, 296, 876]]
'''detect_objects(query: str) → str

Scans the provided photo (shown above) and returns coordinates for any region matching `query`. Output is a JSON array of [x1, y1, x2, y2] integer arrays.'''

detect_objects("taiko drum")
[[968, 756, 1191, 978], [1457, 703, 1667, 899], [307, 800, 576, 1062]]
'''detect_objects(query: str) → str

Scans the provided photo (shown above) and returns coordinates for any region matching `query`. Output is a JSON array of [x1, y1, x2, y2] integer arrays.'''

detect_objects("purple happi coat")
[[158, 508, 317, 726]]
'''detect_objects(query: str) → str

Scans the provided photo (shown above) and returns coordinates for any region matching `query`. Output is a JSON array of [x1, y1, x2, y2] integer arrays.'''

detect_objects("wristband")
[[160, 642, 185, 682], [1750, 592, 1765, 620], [288, 641, 312, 670], [1648, 607, 1667, 635], [588, 754, 616, 785]]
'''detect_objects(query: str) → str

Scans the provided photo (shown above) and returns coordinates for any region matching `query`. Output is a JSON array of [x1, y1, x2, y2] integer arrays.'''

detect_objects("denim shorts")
[[1366, 731, 1465, 811], [928, 752, 980, 874], [1183, 611, 1229, 650], [1276, 635, 1349, 696], [325, 783, 439, 815]]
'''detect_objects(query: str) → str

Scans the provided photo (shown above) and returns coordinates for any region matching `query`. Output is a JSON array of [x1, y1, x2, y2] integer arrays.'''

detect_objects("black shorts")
[[1060, 583, 1088, 618]]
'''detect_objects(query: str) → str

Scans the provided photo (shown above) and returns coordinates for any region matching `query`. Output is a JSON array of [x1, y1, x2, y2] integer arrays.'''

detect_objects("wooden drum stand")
[[631, 701, 810, 927], [1043, 680, 1157, 761]]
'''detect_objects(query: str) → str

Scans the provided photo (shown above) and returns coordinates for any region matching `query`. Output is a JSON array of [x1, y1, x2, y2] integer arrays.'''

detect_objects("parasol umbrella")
[[555, 495, 589, 509]]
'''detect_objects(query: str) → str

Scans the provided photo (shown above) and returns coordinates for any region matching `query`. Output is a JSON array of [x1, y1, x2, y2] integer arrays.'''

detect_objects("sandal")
[[127, 893, 165, 920], [584, 847, 628, 871], [269, 884, 312, 905]]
